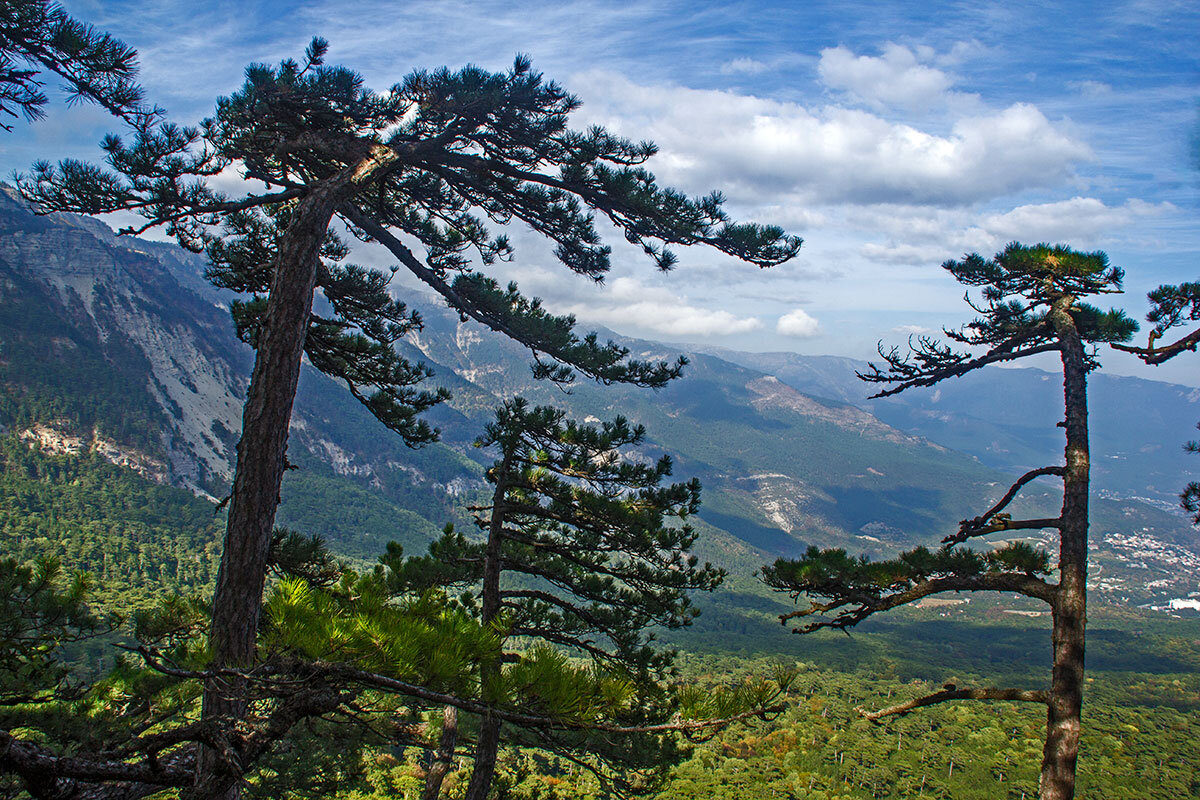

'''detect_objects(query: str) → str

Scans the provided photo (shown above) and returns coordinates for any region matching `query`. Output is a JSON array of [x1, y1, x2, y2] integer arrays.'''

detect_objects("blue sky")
[[3, 0, 1198, 384]]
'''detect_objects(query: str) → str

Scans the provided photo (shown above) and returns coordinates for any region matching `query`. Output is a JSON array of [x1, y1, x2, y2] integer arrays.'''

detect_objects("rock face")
[[20, 422, 169, 484], [0, 185, 246, 495]]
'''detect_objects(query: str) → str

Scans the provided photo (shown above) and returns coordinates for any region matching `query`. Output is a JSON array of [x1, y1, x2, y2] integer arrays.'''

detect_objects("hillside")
[[0, 190, 1196, 616]]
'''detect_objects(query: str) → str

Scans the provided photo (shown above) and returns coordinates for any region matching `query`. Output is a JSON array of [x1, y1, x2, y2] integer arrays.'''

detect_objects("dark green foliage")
[[862, 243, 1135, 395], [0, 555, 108, 705], [0, 435, 222, 607], [21, 42, 799, 410], [268, 528, 344, 587], [0, 0, 154, 129], [402, 399, 722, 673], [1146, 280, 1200, 337], [391, 401, 766, 795], [763, 543, 1052, 629], [205, 204, 448, 446]]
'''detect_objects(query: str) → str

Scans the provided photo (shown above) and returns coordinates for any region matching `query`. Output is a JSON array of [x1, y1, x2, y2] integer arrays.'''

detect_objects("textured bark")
[[194, 146, 397, 800], [422, 706, 459, 800], [1040, 299, 1090, 800], [463, 474, 508, 800]]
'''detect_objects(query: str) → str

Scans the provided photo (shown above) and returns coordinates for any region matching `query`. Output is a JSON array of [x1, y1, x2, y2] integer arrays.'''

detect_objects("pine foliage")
[[0, 0, 155, 129]]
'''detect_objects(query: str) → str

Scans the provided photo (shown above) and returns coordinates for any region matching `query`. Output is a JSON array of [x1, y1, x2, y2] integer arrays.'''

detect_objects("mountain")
[[1, 188, 1196, 619], [696, 347, 1199, 509]]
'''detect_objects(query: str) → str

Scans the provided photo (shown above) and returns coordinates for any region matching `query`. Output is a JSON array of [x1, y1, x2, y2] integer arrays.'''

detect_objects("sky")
[[3, 0, 1199, 384]]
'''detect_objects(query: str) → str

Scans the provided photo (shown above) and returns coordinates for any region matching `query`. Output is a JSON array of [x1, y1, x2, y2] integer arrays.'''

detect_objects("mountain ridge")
[[1, 191, 1196, 611]]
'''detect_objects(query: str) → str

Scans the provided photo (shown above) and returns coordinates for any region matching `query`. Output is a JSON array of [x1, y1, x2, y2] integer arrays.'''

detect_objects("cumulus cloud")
[[777, 308, 821, 337], [560, 277, 763, 337], [818, 43, 961, 112], [571, 72, 1091, 208], [854, 198, 1173, 266], [975, 197, 1171, 245]]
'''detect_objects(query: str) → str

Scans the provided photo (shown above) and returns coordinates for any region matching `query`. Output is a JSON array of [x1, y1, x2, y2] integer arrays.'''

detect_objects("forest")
[[1, 3, 1198, 800]]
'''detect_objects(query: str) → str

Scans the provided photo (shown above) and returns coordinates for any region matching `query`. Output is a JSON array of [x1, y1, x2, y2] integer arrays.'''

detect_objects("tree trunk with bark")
[[194, 148, 396, 800], [1040, 300, 1089, 800], [463, 473, 509, 800], [422, 705, 459, 800]]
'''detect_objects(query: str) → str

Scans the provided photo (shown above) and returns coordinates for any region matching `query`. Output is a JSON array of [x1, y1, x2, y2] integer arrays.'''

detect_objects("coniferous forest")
[[1, 2, 1198, 799]]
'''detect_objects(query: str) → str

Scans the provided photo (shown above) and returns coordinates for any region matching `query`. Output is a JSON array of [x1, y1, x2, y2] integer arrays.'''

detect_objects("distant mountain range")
[[1, 186, 1196, 614]]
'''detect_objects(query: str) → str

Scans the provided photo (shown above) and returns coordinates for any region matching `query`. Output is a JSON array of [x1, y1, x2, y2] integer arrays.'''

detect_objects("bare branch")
[[863, 341, 1062, 398], [944, 464, 1066, 545], [1112, 326, 1200, 365]]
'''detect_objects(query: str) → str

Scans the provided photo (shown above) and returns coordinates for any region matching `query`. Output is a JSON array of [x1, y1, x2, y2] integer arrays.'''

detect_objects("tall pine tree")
[[390, 399, 784, 798], [762, 243, 1136, 800], [16, 39, 800, 799]]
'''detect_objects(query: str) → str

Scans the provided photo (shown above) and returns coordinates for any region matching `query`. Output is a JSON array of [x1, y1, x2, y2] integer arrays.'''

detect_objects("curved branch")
[[946, 464, 1065, 545], [949, 466, 1065, 542], [863, 342, 1061, 399], [780, 572, 1057, 633], [860, 686, 1049, 724], [0, 728, 192, 797], [1112, 327, 1200, 365]]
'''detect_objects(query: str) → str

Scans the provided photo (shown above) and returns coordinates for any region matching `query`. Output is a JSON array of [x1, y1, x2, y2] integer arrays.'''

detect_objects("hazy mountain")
[[696, 347, 1199, 508], [1, 190, 1196, 612]]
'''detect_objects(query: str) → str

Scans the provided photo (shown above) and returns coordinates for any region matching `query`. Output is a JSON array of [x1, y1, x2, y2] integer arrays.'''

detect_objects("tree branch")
[[780, 572, 1057, 633], [863, 341, 1061, 399], [945, 465, 1070, 546], [860, 686, 1049, 724], [1112, 327, 1200, 364], [0, 728, 192, 796]]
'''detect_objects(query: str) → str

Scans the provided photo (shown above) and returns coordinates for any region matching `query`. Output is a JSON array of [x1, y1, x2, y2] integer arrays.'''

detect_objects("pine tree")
[[1113, 279, 1200, 523], [0, 556, 109, 707], [762, 243, 1137, 800], [0, 0, 155, 129], [15, 40, 800, 799], [390, 399, 786, 798]]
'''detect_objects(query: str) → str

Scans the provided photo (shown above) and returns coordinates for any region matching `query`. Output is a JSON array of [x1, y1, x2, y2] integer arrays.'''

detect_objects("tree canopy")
[[11, 39, 800, 800]]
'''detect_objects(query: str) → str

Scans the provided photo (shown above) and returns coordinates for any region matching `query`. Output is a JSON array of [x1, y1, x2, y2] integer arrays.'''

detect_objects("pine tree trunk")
[[193, 146, 398, 800], [193, 184, 339, 800], [1040, 305, 1089, 800], [422, 705, 459, 800], [463, 474, 508, 800]]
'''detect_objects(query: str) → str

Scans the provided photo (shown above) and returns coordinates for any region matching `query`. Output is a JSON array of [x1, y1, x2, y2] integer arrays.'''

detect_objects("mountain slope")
[[1, 192, 1195, 614]]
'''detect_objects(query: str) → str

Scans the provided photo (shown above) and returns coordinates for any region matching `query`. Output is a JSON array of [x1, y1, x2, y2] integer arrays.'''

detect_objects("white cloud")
[[777, 308, 821, 337], [818, 43, 960, 112], [561, 277, 763, 337], [1068, 80, 1112, 97], [975, 197, 1171, 245], [853, 197, 1173, 266], [571, 72, 1091, 208], [893, 324, 932, 335], [721, 57, 769, 75]]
